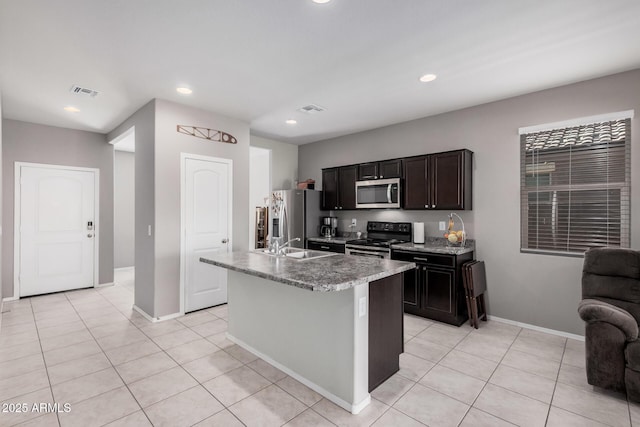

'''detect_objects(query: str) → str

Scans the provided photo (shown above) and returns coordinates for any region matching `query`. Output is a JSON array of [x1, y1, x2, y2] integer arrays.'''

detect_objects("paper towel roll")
[[413, 222, 425, 243]]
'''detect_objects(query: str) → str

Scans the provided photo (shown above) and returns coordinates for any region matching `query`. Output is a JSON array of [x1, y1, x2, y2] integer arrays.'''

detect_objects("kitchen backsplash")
[[328, 210, 475, 240]]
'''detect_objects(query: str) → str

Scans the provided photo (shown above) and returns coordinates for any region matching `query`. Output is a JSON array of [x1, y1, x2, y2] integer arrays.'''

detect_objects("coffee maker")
[[320, 216, 338, 238]]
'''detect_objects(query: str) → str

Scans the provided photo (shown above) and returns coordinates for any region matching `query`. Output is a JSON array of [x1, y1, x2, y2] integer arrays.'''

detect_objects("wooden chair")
[[462, 260, 487, 328]]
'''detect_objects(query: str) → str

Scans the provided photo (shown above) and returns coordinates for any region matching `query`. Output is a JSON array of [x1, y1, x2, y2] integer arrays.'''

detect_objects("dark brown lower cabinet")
[[392, 249, 474, 326], [368, 273, 403, 392]]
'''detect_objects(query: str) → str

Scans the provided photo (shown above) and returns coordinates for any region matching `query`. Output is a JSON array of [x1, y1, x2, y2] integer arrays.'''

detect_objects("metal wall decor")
[[177, 125, 237, 144]]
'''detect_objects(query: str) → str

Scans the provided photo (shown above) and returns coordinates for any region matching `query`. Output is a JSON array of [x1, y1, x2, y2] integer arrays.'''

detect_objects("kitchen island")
[[200, 251, 414, 414]]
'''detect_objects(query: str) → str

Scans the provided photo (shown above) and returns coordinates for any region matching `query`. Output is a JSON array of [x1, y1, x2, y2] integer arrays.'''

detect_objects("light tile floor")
[[0, 270, 636, 426]]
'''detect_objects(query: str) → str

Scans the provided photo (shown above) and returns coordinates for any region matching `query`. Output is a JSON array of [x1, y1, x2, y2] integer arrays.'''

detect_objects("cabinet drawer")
[[391, 250, 455, 268], [307, 240, 346, 254]]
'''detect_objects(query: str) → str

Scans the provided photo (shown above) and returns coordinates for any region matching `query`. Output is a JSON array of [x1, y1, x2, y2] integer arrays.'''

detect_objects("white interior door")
[[184, 155, 231, 313], [17, 164, 98, 297]]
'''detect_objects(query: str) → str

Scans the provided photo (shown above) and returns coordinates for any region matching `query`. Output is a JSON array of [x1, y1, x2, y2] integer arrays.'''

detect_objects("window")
[[520, 116, 631, 256]]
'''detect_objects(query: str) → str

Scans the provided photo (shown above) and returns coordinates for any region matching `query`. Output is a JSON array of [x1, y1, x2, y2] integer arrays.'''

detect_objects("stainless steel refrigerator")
[[270, 190, 326, 249]]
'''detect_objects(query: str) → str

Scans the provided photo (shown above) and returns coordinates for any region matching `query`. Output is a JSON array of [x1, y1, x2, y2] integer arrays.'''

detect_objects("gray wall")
[[2, 120, 115, 298], [299, 69, 640, 335], [114, 150, 135, 268], [153, 99, 250, 317], [108, 100, 156, 316], [0, 91, 3, 305], [250, 135, 299, 191], [109, 99, 250, 318]]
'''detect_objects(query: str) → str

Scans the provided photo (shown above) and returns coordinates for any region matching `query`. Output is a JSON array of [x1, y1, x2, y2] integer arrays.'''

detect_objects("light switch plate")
[[351, 218, 357, 227], [359, 297, 367, 317], [439, 221, 446, 231]]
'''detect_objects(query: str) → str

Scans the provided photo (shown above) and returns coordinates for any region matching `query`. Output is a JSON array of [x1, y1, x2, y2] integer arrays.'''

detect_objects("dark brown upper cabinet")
[[338, 165, 357, 209], [321, 168, 339, 211], [357, 159, 402, 181], [403, 156, 429, 209], [321, 165, 357, 210], [403, 149, 472, 210]]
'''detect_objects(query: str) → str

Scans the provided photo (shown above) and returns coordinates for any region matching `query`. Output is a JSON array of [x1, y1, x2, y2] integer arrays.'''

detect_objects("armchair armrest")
[[578, 299, 639, 341]]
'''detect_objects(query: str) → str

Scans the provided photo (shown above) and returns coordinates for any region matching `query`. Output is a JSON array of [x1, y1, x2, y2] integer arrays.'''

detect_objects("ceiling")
[[1, 1, 640, 145]]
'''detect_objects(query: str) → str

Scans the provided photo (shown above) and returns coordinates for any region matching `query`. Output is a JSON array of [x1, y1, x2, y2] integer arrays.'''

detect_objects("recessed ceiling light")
[[64, 106, 80, 113], [176, 87, 193, 95], [419, 74, 437, 83], [285, 119, 297, 125], [312, 0, 331, 3]]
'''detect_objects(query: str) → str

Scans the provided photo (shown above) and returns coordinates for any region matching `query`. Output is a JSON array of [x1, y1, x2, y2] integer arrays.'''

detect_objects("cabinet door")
[[321, 168, 339, 210], [379, 159, 402, 179], [338, 165, 357, 209], [424, 267, 455, 315], [357, 163, 379, 180], [369, 273, 403, 392], [403, 268, 419, 308], [431, 150, 471, 210], [403, 156, 428, 209]]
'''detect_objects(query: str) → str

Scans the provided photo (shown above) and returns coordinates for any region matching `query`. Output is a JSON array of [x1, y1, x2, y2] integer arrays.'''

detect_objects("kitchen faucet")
[[273, 237, 301, 255]]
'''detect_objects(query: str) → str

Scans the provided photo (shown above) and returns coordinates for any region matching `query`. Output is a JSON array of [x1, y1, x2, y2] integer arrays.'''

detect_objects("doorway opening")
[[109, 127, 135, 294], [249, 146, 272, 249]]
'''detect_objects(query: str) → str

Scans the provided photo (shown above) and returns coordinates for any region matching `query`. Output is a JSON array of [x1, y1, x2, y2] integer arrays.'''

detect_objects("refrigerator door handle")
[[282, 202, 289, 242]]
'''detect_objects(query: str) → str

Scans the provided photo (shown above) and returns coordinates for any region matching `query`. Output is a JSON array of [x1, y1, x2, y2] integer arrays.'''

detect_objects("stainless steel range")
[[345, 221, 412, 259]]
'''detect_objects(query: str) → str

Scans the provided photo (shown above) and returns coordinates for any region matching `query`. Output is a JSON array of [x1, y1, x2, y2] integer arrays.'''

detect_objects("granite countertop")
[[200, 251, 415, 292], [306, 236, 350, 245], [391, 237, 475, 255]]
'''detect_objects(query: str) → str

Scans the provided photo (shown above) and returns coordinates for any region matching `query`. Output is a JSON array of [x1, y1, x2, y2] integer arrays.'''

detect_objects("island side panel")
[[226, 270, 370, 412]]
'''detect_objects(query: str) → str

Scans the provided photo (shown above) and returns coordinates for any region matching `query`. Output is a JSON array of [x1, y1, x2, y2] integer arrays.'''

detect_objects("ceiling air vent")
[[298, 104, 326, 114], [69, 85, 100, 97]]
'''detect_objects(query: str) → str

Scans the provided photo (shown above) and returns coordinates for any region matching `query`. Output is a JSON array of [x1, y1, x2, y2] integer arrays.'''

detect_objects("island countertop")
[[200, 251, 415, 292]]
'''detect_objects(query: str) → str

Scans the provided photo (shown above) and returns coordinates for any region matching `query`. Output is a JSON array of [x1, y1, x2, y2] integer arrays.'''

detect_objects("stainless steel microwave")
[[355, 178, 401, 209]]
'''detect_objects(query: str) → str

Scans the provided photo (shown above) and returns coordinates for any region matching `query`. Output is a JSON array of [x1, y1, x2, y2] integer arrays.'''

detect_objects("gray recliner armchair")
[[578, 247, 640, 401]]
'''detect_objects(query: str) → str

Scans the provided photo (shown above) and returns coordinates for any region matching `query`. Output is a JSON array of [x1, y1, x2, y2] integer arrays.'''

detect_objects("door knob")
[[87, 234, 93, 238], [222, 239, 229, 244]]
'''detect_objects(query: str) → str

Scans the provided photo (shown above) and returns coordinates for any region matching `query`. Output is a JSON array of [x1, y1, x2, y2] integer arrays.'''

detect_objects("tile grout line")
[[453, 325, 525, 427], [390, 322, 469, 426], [26, 298, 61, 427], [62, 286, 155, 426]]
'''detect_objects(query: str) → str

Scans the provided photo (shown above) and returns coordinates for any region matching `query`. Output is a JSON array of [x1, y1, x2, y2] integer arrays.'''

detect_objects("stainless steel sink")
[[258, 247, 337, 261]]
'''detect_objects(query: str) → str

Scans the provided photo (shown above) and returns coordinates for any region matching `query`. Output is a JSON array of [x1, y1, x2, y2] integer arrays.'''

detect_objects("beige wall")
[[298, 69, 640, 335]]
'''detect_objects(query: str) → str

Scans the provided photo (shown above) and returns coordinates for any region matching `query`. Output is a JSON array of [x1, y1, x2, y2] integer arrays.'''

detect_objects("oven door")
[[346, 246, 390, 259], [355, 178, 401, 209]]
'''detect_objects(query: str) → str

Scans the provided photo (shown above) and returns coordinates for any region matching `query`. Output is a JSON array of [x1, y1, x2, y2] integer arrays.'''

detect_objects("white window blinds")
[[520, 118, 630, 256]]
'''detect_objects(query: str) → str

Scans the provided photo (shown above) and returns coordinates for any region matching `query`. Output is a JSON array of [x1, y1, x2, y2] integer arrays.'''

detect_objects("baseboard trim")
[[95, 282, 114, 288], [2, 296, 19, 302], [132, 305, 182, 323], [226, 333, 371, 414], [488, 315, 585, 341]]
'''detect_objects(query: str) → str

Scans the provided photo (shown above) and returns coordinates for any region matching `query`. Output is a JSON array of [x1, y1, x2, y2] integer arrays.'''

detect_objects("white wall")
[[250, 135, 298, 191], [249, 146, 270, 249], [299, 69, 640, 335], [114, 150, 135, 268]]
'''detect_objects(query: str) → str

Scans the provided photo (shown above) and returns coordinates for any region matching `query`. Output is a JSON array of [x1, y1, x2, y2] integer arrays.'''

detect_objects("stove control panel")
[[367, 221, 412, 233]]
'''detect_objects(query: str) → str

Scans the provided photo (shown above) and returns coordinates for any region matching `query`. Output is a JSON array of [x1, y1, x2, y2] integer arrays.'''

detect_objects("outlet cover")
[[359, 297, 367, 317], [439, 221, 446, 231], [351, 218, 357, 227]]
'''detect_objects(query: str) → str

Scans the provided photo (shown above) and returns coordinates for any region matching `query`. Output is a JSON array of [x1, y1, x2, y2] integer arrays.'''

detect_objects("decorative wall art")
[[176, 125, 237, 144]]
